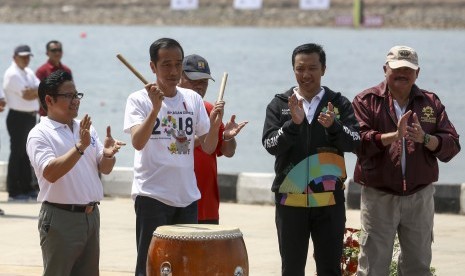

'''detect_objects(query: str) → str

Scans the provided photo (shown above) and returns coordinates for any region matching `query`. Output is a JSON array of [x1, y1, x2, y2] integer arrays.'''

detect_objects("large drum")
[[147, 224, 249, 276]]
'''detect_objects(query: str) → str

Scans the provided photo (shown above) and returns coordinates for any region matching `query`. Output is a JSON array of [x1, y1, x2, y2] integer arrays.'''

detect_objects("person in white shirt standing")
[[0, 86, 5, 215], [3, 44, 40, 201], [123, 37, 224, 276], [26, 70, 125, 276], [0, 86, 5, 112]]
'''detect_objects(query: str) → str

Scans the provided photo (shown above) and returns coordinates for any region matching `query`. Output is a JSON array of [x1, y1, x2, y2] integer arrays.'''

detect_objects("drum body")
[[147, 224, 249, 276]]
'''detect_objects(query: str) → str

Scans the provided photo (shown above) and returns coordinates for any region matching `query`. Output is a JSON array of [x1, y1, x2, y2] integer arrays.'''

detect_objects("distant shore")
[[1, 0, 464, 29]]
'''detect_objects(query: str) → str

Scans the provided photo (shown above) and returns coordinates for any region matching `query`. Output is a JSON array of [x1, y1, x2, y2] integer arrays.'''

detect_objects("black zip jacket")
[[262, 87, 360, 207]]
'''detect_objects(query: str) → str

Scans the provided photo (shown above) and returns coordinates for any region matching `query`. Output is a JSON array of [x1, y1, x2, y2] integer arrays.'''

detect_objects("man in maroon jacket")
[[352, 45, 460, 276], [36, 40, 72, 117]]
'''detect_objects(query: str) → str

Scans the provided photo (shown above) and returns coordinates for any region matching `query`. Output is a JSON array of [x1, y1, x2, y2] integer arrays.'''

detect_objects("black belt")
[[44, 201, 99, 214], [10, 109, 37, 116]]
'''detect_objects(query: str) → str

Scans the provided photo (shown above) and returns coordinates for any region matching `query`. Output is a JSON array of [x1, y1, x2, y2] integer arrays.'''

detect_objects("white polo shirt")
[[3, 61, 40, 112], [124, 86, 210, 207], [26, 117, 105, 204]]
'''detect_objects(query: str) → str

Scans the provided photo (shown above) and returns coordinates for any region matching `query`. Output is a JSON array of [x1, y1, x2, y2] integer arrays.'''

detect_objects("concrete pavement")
[[1, 192, 464, 276]]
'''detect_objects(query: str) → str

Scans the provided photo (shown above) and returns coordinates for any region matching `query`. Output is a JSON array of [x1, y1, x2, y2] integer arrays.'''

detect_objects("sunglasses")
[[49, 48, 62, 53]]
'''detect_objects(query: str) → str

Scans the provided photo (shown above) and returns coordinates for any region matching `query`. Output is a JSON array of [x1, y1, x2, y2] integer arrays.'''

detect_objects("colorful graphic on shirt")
[[167, 128, 191, 154], [278, 152, 346, 207], [151, 106, 194, 155], [161, 115, 177, 133]]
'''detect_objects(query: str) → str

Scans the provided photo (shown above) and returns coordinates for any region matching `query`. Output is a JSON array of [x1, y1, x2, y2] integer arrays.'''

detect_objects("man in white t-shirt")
[[27, 70, 125, 275], [123, 37, 224, 276]]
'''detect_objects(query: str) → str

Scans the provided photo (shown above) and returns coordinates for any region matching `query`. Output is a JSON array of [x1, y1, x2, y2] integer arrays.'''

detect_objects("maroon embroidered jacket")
[[352, 81, 460, 195]]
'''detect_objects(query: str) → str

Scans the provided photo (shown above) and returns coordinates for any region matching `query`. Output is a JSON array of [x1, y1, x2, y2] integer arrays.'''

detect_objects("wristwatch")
[[423, 133, 431, 146]]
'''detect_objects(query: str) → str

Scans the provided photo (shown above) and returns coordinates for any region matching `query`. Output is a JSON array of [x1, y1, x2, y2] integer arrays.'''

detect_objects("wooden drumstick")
[[116, 54, 149, 85], [217, 72, 228, 102]]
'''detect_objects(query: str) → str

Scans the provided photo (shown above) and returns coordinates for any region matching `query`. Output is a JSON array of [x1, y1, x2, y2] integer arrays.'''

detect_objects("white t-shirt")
[[26, 117, 105, 204], [124, 87, 210, 207], [3, 61, 40, 112]]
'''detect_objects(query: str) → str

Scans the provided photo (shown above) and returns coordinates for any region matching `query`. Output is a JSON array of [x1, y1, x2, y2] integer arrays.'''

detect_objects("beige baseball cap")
[[386, 45, 419, 70]]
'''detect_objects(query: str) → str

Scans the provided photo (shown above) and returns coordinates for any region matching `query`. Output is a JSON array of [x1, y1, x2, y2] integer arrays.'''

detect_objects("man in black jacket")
[[262, 43, 360, 276]]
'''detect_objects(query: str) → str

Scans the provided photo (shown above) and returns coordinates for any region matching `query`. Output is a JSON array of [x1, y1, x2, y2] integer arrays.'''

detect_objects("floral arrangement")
[[340, 228, 436, 276], [341, 228, 360, 275]]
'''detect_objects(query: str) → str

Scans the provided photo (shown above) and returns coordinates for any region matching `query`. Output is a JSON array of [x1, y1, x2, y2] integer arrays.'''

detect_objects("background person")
[[36, 40, 73, 117], [179, 54, 248, 224], [123, 38, 223, 276], [26, 70, 125, 276], [352, 45, 461, 276], [3, 44, 40, 201], [0, 85, 5, 215], [0, 85, 5, 112], [262, 43, 360, 276]]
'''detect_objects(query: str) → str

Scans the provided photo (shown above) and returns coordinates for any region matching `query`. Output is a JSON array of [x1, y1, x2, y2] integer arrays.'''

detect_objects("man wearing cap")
[[179, 54, 247, 224], [352, 45, 460, 275], [3, 44, 41, 201]]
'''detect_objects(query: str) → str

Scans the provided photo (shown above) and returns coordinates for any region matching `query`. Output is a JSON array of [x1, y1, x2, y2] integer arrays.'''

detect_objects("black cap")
[[14, 45, 33, 57], [182, 54, 214, 81]]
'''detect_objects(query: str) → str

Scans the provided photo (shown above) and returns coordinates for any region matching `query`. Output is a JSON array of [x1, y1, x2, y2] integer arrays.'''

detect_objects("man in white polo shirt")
[[3, 44, 40, 201], [26, 70, 125, 276]]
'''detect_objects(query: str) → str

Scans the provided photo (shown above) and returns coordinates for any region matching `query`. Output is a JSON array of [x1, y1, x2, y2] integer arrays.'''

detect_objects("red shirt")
[[36, 60, 72, 116], [194, 101, 225, 221]]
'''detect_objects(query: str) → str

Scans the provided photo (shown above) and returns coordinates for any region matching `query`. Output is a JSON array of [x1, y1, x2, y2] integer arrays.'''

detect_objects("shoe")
[[0, 208, 4, 215], [8, 194, 30, 202]]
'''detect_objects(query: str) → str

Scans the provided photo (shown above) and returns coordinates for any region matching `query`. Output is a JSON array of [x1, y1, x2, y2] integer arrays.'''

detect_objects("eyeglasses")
[[49, 48, 62, 53], [54, 92, 84, 100]]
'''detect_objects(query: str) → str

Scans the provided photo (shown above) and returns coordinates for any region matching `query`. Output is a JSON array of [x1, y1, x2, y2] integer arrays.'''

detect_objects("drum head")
[[153, 224, 243, 240]]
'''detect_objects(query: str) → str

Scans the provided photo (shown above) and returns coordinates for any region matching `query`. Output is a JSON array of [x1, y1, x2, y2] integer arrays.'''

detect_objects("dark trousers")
[[6, 109, 36, 197], [134, 196, 198, 276], [275, 196, 346, 276]]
